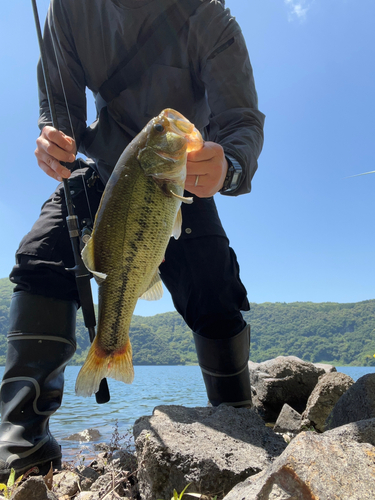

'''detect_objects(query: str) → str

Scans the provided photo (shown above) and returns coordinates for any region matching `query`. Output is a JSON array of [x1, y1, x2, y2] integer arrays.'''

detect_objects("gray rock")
[[75, 493, 100, 500], [326, 373, 375, 430], [223, 428, 375, 500], [90, 472, 115, 492], [76, 465, 100, 491], [273, 403, 302, 434], [108, 449, 137, 471], [80, 493, 120, 500], [301, 371, 354, 432], [93, 442, 110, 451], [248, 360, 260, 371], [89, 472, 131, 500], [53, 470, 80, 497], [87, 454, 107, 474], [64, 428, 102, 442], [325, 417, 375, 445], [314, 362, 337, 373], [133, 404, 287, 500], [10, 476, 58, 500], [249, 356, 325, 421]]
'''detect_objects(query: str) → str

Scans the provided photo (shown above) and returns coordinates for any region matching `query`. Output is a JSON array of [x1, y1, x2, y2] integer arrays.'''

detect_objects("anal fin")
[[139, 270, 164, 300]]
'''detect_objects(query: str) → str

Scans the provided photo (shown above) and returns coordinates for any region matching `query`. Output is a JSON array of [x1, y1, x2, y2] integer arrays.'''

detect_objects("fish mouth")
[[162, 109, 203, 153]]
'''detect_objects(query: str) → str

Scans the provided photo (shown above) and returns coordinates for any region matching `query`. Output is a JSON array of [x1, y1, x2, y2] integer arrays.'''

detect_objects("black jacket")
[[38, 0, 265, 195]]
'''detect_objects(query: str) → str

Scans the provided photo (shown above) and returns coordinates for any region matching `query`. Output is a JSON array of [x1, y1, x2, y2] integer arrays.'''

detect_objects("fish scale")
[[97, 163, 181, 351], [75, 109, 203, 397]]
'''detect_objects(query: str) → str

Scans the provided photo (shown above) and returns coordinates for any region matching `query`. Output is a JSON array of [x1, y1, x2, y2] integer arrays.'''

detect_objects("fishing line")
[[49, 5, 95, 224], [82, 172, 94, 225], [49, 4, 76, 144]]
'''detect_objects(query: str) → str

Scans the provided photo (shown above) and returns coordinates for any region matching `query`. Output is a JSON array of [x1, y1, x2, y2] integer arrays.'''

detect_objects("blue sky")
[[0, 0, 374, 316]]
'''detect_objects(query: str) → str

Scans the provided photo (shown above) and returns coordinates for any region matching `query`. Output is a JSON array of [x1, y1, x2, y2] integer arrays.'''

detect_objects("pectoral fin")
[[139, 270, 163, 300], [81, 237, 107, 285], [172, 208, 182, 239]]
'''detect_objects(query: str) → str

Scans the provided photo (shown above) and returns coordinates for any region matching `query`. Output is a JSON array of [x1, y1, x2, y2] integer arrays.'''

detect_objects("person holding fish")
[[0, 0, 265, 480]]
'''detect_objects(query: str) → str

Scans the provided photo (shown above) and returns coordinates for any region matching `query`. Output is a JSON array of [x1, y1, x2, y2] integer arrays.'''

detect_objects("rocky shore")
[[2, 356, 375, 500]]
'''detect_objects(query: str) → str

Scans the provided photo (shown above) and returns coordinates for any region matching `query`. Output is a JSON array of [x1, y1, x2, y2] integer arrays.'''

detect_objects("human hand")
[[35, 126, 76, 181], [185, 141, 228, 197]]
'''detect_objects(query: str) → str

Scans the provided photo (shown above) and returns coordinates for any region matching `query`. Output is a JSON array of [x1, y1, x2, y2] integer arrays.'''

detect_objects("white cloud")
[[284, 0, 312, 21]]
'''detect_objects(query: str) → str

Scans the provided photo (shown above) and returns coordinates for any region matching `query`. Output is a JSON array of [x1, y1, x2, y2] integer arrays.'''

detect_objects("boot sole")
[[0, 454, 62, 483]]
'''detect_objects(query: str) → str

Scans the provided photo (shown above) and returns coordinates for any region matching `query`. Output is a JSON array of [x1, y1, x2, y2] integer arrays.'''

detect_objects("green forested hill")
[[247, 301, 375, 366], [1, 278, 374, 366]]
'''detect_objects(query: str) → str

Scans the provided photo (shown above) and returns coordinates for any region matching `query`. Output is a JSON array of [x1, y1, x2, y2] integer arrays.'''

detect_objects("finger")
[[42, 126, 76, 154], [186, 160, 222, 181], [186, 160, 213, 176], [37, 159, 66, 182], [185, 175, 216, 197], [185, 173, 208, 188], [35, 150, 71, 181], [187, 149, 215, 163], [187, 141, 222, 162], [185, 169, 225, 198], [36, 135, 76, 164]]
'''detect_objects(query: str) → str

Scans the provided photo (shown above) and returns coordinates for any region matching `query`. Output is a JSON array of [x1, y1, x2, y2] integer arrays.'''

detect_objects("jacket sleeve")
[[190, 2, 265, 196], [37, 0, 87, 150]]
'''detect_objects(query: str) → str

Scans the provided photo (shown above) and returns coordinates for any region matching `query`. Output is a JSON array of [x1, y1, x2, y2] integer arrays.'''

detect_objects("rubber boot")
[[0, 291, 77, 481], [193, 324, 252, 407]]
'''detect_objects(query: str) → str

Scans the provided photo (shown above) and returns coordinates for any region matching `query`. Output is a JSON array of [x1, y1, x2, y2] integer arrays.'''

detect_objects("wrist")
[[219, 155, 243, 193]]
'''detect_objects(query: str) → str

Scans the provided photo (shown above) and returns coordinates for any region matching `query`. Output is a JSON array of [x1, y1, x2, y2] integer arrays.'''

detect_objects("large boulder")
[[223, 422, 375, 500], [133, 405, 287, 500], [326, 373, 375, 430], [249, 356, 326, 421], [301, 371, 354, 432], [326, 417, 375, 446]]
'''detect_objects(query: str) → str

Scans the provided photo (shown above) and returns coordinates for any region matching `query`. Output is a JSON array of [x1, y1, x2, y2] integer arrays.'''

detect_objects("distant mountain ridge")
[[1, 277, 374, 366]]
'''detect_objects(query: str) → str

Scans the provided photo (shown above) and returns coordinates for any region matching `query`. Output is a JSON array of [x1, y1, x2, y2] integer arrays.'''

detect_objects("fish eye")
[[154, 123, 165, 133]]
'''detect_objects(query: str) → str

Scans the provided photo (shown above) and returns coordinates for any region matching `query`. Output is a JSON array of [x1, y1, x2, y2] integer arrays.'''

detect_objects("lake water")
[[0, 365, 373, 462]]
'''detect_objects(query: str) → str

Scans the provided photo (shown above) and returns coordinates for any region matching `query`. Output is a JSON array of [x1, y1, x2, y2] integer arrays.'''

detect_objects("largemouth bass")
[[75, 109, 203, 397]]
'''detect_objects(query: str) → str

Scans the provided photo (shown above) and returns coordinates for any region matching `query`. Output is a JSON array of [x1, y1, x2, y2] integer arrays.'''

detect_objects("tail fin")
[[75, 336, 134, 397]]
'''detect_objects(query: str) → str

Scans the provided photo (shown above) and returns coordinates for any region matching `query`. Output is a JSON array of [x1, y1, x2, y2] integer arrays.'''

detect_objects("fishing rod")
[[31, 0, 110, 404]]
